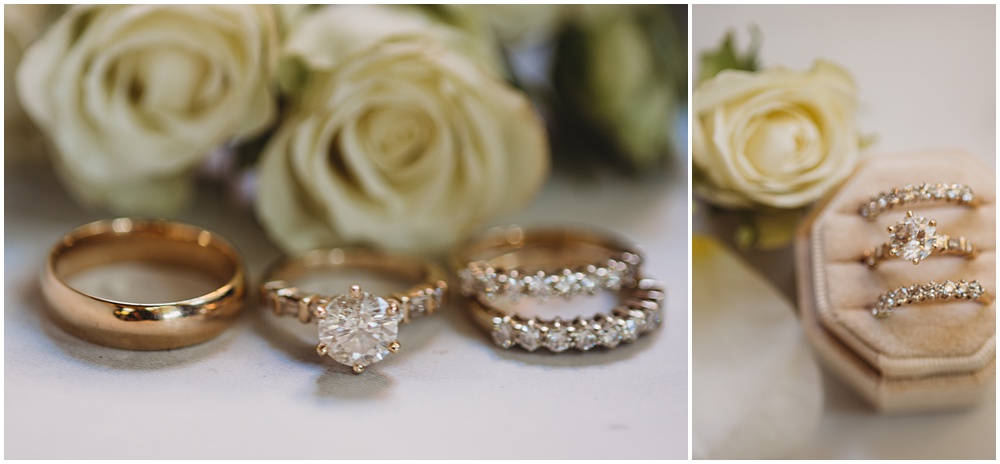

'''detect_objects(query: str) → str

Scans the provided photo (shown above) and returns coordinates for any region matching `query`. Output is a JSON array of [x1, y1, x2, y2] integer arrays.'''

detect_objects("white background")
[[4, 137, 689, 456], [693, 4, 995, 459]]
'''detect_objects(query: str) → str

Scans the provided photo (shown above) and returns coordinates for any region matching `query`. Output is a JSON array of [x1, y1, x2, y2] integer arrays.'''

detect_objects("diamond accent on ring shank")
[[318, 292, 402, 367], [858, 182, 975, 219], [872, 280, 989, 318]]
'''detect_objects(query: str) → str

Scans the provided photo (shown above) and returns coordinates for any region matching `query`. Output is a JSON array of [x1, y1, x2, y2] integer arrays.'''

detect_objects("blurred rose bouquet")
[[693, 31, 864, 248], [8, 4, 685, 254]]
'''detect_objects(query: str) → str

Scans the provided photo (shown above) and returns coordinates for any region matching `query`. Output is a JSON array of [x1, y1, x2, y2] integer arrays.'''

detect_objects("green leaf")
[[698, 27, 761, 84]]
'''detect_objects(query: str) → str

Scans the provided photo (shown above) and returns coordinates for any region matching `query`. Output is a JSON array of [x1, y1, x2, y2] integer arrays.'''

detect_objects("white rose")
[[692, 60, 861, 209], [256, 5, 549, 253], [17, 5, 278, 213], [5, 4, 55, 164]]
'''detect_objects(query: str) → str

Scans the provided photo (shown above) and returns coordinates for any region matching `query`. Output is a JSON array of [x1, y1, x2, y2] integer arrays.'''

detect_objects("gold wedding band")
[[260, 247, 447, 374], [40, 218, 247, 350], [452, 225, 663, 352]]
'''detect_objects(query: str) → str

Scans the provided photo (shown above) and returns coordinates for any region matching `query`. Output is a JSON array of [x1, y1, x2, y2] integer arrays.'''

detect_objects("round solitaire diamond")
[[890, 213, 938, 263], [318, 291, 402, 368]]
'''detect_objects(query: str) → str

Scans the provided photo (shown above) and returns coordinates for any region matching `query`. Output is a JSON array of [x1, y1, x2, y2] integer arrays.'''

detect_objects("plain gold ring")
[[40, 218, 247, 350]]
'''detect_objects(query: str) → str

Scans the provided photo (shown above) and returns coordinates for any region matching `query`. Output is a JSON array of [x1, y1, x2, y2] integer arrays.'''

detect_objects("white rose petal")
[[693, 60, 861, 209], [256, 5, 549, 253], [16, 5, 278, 213], [5, 4, 54, 164]]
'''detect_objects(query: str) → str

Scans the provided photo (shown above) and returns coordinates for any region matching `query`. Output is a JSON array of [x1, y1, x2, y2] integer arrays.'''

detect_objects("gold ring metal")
[[260, 247, 448, 374], [40, 218, 247, 350]]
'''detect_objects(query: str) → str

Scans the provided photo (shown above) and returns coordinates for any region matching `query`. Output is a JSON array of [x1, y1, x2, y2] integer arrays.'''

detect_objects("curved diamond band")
[[261, 248, 447, 374], [872, 280, 992, 318], [863, 211, 975, 267], [858, 182, 977, 220], [453, 225, 643, 301], [453, 225, 663, 352], [470, 278, 664, 352]]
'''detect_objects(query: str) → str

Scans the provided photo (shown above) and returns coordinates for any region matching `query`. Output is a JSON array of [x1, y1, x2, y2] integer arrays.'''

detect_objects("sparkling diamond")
[[961, 188, 974, 203], [923, 283, 938, 299], [615, 310, 639, 343], [956, 281, 969, 298], [933, 183, 948, 198], [318, 291, 402, 368], [890, 213, 938, 263], [573, 319, 598, 351], [919, 183, 934, 199], [478, 268, 499, 299], [897, 286, 910, 305], [542, 319, 573, 352], [968, 281, 983, 297], [577, 273, 597, 295], [942, 281, 956, 298], [552, 271, 577, 298], [515, 320, 542, 351], [643, 308, 662, 331], [600, 266, 623, 291], [491, 317, 515, 349], [946, 184, 962, 200], [502, 272, 525, 302], [524, 273, 550, 302], [595, 316, 622, 348]]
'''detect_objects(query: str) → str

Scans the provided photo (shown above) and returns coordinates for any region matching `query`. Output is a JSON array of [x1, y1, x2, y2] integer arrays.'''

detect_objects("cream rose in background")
[[256, 5, 549, 253], [5, 4, 57, 164], [17, 5, 279, 213], [692, 60, 860, 209]]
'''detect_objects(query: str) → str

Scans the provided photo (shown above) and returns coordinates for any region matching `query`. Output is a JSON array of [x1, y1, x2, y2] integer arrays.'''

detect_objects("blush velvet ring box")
[[795, 150, 995, 413]]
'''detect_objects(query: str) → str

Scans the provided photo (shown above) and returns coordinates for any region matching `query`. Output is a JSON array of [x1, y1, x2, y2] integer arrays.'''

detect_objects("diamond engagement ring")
[[862, 211, 975, 267], [261, 248, 447, 374], [858, 182, 977, 220], [40, 218, 247, 350], [871, 280, 992, 318], [452, 225, 663, 352]]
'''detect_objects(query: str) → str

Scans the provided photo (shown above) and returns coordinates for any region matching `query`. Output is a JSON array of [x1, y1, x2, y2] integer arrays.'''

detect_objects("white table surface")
[[693, 4, 995, 460], [4, 138, 689, 457]]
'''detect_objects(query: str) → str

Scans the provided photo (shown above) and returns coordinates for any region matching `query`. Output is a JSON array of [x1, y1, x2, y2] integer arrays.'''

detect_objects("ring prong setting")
[[316, 343, 328, 357], [352, 364, 365, 374], [388, 340, 401, 353], [349, 284, 362, 298]]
